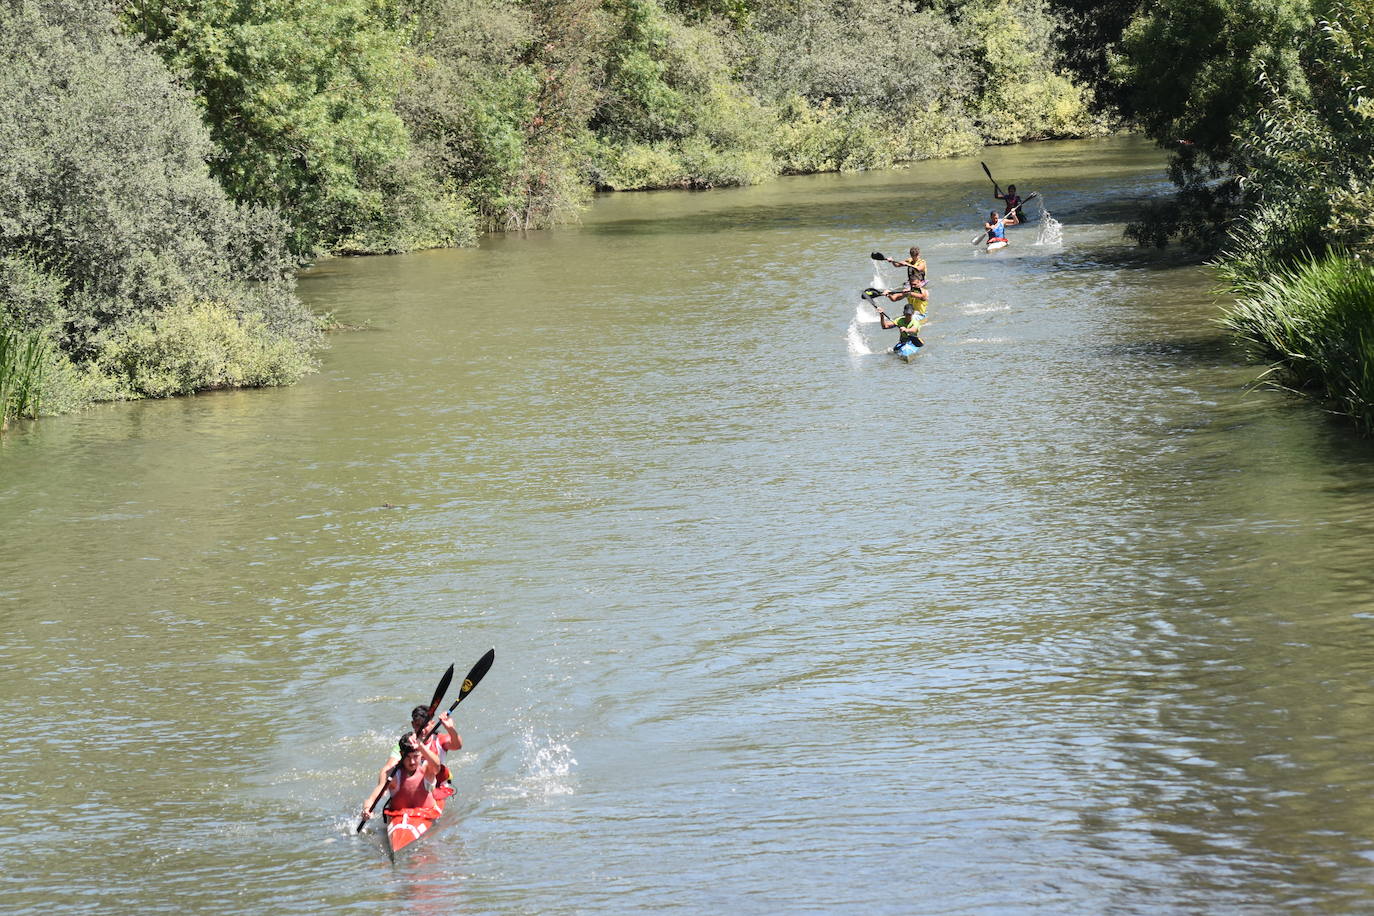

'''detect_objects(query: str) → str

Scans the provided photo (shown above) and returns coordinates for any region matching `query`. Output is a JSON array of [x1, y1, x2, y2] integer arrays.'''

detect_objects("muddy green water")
[[5, 136, 1374, 914]]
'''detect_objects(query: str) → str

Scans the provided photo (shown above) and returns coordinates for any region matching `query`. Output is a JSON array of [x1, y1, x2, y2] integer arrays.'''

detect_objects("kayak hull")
[[894, 340, 922, 362], [986, 239, 1008, 251], [383, 784, 453, 860]]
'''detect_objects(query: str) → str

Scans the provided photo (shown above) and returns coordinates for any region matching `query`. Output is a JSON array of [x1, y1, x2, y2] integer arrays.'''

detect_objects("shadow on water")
[[1097, 332, 1240, 368], [1048, 245, 1210, 274]]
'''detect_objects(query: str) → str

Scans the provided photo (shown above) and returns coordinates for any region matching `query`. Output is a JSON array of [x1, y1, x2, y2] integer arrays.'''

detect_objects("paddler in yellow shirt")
[[884, 246, 927, 291]]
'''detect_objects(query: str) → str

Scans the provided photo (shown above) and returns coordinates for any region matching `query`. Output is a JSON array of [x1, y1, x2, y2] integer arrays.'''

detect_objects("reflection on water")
[[4, 136, 1374, 914]]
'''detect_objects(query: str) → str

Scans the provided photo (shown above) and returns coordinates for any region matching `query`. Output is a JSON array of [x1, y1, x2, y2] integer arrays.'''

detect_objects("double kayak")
[[383, 783, 454, 860]]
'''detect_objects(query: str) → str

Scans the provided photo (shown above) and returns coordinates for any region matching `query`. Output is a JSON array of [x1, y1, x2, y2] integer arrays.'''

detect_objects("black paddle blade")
[[426, 663, 456, 719], [456, 649, 496, 703], [861, 287, 882, 299], [870, 251, 885, 260], [418, 649, 496, 744]]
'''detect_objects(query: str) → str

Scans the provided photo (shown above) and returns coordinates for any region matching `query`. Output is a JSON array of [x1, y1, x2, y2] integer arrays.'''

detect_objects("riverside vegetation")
[[1117, 0, 1374, 431], [2, 0, 1373, 432]]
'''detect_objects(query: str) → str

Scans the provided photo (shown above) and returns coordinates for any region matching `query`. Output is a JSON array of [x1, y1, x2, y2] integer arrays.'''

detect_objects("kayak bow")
[[894, 340, 922, 362], [383, 784, 454, 860]]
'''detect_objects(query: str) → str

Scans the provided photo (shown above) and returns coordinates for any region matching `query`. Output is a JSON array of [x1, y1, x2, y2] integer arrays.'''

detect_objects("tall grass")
[[0, 326, 48, 430], [1219, 252, 1374, 431]]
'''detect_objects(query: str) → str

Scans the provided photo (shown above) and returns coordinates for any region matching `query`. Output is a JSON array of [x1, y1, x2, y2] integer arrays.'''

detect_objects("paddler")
[[873, 297, 926, 350], [994, 183, 1025, 225], [360, 733, 445, 825], [385, 734, 444, 815], [884, 246, 927, 290], [984, 211, 1009, 248], [358, 707, 460, 825]]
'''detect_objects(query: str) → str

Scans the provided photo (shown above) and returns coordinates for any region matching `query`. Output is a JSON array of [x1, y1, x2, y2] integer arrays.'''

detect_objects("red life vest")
[[387, 763, 436, 811]]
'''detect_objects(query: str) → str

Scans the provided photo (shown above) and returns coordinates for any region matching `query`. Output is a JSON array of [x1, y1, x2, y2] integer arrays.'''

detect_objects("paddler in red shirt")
[[358, 708, 459, 824], [360, 733, 443, 823], [994, 183, 1024, 224], [390, 705, 460, 781], [386, 734, 443, 811]]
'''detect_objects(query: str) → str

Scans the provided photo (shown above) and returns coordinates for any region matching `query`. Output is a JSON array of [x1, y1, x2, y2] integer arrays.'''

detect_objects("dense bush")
[[401, 0, 1103, 214], [0, 1, 319, 412], [95, 300, 312, 398], [1221, 252, 1374, 432]]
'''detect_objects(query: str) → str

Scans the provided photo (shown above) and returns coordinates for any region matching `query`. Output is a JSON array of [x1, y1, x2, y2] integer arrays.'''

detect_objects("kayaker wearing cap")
[[873, 299, 926, 350], [885, 246, 927, 291]]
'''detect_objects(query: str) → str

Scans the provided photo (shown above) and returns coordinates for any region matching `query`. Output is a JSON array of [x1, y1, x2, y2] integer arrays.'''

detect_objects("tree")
[[123, 0, 423, 255], [0, 1, 317, 403]]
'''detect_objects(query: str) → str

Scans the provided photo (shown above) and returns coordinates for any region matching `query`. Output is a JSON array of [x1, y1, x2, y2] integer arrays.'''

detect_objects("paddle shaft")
[[419, 649, 495, 743]]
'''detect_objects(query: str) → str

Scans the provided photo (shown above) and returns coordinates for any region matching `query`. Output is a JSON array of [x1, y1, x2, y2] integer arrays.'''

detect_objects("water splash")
[[498, 727, 577, 800], [848, 297, 881, 355], [1034, 199, 1063, 246]]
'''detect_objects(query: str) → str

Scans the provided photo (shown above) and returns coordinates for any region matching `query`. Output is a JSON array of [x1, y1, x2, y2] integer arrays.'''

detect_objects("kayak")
[[986, 238, 1008, 251], [383, 783, 453, 860], [894, 340, 922, 362]]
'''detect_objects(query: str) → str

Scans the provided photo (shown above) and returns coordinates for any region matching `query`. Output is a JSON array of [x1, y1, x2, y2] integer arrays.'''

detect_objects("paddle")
[[981, 161, 1000, 193], [862, 281, 928, 300], [356, 662, 454, 834], [971, 193, 1039, 245], [870, 251, 886, 260], [418, 649, 495, 745]]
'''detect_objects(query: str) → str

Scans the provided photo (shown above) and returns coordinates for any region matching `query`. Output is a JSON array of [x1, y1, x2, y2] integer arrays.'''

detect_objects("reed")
[[0, 327, 48, 430], [1220, 252, 1374, 432]]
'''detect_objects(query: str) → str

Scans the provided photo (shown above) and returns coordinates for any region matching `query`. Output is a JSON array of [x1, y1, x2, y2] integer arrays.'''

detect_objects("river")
[[4, 136, 1374, 914]]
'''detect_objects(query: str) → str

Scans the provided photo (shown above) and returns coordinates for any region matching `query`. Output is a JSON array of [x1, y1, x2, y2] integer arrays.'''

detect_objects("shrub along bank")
[[0, 2, 320, 427]]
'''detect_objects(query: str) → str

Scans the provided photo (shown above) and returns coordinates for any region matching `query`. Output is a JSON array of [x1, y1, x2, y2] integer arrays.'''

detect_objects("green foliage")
[[1045, 0, 1139, 109], [0, 1, 319, 411], [398, 0, 594, 231], [123, 0, 423, 255], [1220, 251, 1374, 432], [0, 254, 65, 335], [742, 0, 1098, 173], [0, 325, 49, 429], [962, 0, 1097, 143], [665, 0, 753, 27], [1115, 0, 1313, 165], [95, 299, 316, 398]]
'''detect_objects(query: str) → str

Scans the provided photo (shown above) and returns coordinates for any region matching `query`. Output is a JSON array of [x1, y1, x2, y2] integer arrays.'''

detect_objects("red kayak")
[[383, 784, 454, 860]]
